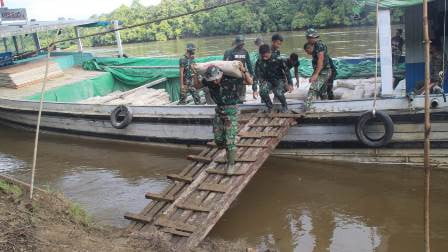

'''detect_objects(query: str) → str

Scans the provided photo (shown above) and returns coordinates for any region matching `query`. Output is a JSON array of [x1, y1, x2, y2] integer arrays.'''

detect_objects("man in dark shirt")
[[195, 65, 252, 173], [391, 29, 404, 66], [284, 53, 301, 87], [255, 44, 293, 113], [178, 43, 201, 105], [223, 35, 254, 103]]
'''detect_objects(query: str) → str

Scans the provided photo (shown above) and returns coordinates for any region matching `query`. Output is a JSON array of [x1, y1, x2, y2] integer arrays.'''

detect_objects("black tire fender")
[[355, 110, 394, 148], [110, 105, 133, 129]]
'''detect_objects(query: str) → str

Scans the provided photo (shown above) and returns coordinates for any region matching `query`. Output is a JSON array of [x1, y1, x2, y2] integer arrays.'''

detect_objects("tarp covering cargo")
[[82, 56, 405, 84], [27, 55, 405, 103]]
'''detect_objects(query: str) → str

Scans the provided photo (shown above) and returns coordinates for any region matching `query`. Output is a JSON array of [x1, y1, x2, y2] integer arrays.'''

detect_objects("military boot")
[[280, 104, 288, 113], [226, 150, 236, 174]]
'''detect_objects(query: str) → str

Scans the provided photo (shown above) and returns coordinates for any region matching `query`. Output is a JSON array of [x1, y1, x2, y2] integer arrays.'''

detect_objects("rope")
[[443, 0, 447, 84], [373, 0, 380, 116], [30, 0, 246, 53], [29, 30, 60, 200]]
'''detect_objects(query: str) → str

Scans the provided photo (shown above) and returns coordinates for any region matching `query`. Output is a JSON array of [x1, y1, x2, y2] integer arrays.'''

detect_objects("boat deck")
[[0, 67, 104, 100]]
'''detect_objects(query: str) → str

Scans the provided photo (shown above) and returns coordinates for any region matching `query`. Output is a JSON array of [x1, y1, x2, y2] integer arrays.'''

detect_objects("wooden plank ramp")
[[125, 112, 303, 249]]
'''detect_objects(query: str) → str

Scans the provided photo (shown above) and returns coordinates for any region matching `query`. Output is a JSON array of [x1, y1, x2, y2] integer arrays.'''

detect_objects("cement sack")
[[194, 60, 244, 78], [393, 79, 406, 97], [334, 79, 359, 90], [333, 87, 353, 100]]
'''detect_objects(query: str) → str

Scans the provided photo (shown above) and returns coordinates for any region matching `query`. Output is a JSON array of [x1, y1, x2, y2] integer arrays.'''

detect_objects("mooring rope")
[[443, 0, 447, 85], [29, 30, 60, 200], [373, 0, 380, 116]]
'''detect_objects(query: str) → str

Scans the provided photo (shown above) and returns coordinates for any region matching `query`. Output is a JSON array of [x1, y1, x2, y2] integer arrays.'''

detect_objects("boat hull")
[[1, 96, 447, 167]]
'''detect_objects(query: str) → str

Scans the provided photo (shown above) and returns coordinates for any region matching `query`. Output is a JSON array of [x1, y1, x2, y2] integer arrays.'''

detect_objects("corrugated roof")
[[0, 19, 97, 38]]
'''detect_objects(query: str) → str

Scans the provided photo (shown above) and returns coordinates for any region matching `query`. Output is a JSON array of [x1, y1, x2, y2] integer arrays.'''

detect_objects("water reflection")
[[0, 124, 447, 251]]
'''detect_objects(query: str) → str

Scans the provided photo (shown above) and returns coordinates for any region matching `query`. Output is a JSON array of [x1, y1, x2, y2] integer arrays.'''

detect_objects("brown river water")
[[1, 27, 448, 251]]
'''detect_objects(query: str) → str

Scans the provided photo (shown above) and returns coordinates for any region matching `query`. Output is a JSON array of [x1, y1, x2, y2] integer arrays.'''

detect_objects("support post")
[[12, 36, 19, 54], [74, 26, 83, 52], [113, 20, 124, 57], [2, 38, 8, 51], [378, 9, 394, 96], [32, 33, 41, 51], [422, 1, 432, 252]]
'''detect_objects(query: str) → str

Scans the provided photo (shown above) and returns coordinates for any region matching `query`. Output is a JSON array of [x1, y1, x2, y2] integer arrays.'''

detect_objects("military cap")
[[254, 37, 264, 46], [204, 65, 223, 81], [234, 35, 245, 46], [186, 43, 196, 51], [305, 28, 319, 38]]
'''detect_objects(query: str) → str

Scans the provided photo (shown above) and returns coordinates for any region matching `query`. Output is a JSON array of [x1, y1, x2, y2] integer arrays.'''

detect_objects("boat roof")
[[0, 19, 100, 39], [359, 0, 435, 8]]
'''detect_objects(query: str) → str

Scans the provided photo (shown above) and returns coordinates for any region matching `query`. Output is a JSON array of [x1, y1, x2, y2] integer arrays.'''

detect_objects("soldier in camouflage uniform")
[[255, 44, 293, 113], [178, 43, 201, 105], [304, 28, 334, 109], [195, 65, 252, 172], [223, 35, 254, 103], [271, 33, 283, 60]]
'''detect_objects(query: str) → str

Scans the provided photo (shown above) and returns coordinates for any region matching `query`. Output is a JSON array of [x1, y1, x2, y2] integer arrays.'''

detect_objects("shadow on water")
[[0, 125, 447, 251]]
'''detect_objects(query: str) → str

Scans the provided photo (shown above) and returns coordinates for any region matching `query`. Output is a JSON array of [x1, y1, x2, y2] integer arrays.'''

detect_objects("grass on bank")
[[0, 179, 22, 197]]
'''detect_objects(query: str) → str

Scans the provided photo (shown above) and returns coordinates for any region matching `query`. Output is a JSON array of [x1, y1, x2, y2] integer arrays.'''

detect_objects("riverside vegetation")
[[3, 0, 403, 51]]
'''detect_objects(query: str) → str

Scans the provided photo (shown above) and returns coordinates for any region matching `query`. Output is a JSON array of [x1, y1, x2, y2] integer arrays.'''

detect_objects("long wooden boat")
[[1, 91, 447, 167]]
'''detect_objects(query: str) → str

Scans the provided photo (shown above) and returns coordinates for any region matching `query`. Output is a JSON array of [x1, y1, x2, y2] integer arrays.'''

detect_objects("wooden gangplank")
[[125, 112, 302, 249]]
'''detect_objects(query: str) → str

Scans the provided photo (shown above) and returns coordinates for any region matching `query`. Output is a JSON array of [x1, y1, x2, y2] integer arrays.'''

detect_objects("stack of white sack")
[[333, 78, 382, 100], [81, 88, 171, 106]]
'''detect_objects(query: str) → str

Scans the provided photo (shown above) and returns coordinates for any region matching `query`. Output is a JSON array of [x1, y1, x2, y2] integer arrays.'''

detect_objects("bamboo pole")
[[422, 0, 432, 251]]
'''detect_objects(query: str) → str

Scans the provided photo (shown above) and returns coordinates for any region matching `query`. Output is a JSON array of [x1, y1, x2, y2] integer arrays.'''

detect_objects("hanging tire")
[[355, 110, 394, 148], [110, 105, 133, 129]]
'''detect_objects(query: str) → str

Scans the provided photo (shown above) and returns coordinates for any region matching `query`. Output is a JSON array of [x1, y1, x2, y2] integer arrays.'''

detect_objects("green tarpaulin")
[[83, 55, 404, 84], [27, 55, 405, 103]]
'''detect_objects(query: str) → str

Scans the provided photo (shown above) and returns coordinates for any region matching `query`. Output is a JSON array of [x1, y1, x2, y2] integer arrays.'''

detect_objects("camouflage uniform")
[[223, 47, 254, 103], [255, 56, 292, 111], [271, 48, 281, 60], [306, 40, 333, 108], [202, 76, 240, 156], [179, 54, 201, 104]]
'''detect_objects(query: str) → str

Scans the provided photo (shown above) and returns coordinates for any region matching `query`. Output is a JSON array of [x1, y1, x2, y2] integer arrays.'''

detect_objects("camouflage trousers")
[[259, 79, 287, 109], [213, 106, 238, 154], [305, 69, 332, 109], [236, 79, 246, 103], [179, 81, 201, 105]]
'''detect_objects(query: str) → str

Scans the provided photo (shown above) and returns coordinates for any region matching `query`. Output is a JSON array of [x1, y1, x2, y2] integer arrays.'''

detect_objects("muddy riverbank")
[[0, 176, 250, 251]]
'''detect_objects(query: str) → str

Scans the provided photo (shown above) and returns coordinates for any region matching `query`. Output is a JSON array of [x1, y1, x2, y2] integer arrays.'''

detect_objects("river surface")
[[1, 123, 448, 251], [2, 27, 448, 251], [89, 26, 387, 58]]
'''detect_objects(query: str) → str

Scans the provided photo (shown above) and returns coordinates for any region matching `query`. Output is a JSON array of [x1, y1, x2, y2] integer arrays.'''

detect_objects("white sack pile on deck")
[[284, 77, 405, 101], [80, 88, 171, 105]]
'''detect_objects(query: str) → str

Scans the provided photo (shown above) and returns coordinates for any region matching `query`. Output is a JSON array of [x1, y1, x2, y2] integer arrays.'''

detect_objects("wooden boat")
[[1, 86, 447, 167]]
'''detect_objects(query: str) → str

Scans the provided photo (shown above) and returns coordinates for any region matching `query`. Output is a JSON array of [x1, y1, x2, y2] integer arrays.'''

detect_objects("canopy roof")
[[359, 0, 433, 8], [0, 19, 99, 39]]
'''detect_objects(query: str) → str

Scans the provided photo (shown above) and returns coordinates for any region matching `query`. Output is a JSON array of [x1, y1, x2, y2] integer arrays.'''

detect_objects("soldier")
[[284, 53, 300, 87], [223, 35, 254, 103], [255, 44, 293, 113], [178, 43, 201, 105], [271, 33, 283, 60], [304, 28, 334, 109], [195, 65, 253, 173]]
